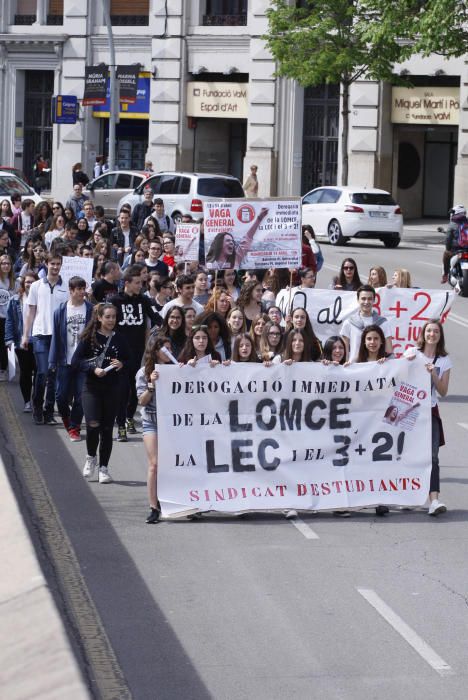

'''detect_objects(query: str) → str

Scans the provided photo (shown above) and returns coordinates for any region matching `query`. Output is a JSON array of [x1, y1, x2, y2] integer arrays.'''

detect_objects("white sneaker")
[[0, 369, 7, 382], [428, 499, 447, 516], [98, 467, 112, 484], [83, 455, 97, 480], [284, 509, 298, 519], [23, 401, 32, 413]]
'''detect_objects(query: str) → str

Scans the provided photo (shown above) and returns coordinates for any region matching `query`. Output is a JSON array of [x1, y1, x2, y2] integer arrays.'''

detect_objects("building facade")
[[0, 0, 467, 216]]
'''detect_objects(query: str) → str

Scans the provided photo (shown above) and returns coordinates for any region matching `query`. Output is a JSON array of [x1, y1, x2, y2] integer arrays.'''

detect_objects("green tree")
[[265, 0, 468, 186]]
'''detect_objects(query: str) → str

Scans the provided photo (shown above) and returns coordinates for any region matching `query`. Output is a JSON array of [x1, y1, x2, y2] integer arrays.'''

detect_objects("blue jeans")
[[32, 335, 56, 417], [56, 365, 85, 428]]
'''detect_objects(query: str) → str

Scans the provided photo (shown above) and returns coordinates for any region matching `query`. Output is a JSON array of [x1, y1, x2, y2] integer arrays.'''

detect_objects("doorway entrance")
[[23, 70, 54, 184]]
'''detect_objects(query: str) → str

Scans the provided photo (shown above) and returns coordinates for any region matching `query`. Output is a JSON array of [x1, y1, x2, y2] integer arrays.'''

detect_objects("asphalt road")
[[4, 222, 468, 700]]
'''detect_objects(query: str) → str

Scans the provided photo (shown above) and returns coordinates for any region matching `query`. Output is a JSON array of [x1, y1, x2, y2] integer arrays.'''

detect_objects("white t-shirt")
[[340, 314, 392, 361], [27, 278, 69, 336], [122, 230, 131, 249], [66, 302, 87, 364], [410, 350, 453, 407], [161, 297, 204, 318]]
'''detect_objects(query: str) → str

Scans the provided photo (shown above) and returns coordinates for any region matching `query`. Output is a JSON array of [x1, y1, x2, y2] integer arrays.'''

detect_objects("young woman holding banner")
[[178, 325, 221, 366], [408, 320, 452, 516], [136, 336, 173, 524], [353, 324, 391, 517]]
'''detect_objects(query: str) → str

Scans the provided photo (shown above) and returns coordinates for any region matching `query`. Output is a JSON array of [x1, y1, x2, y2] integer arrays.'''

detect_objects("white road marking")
[[289, 516, 320, 540], [357, 588, 454, 676], [447, 313, 468, 329], [418, 261, 442, 268], [457, 423, 468, 431]]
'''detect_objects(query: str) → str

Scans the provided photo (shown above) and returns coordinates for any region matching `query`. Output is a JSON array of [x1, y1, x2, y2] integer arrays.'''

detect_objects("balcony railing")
[[14, 14, 36, 25], [111, 14, 149, 26], [47, 15, 63, 25], [203, 14, 247, 26]]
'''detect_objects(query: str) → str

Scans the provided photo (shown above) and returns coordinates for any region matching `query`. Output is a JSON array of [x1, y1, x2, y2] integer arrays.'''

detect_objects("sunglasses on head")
[[192, 324, 208, 331]]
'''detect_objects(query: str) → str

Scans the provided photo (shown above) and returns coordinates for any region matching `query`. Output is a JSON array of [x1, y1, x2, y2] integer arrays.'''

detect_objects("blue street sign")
[[52, 95, 78, 124]]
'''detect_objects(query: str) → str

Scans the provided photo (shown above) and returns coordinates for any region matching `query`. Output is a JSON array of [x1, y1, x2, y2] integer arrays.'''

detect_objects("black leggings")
[[0, 318, 7, 370], [82, 384, 119, 468], [15, 346, 36, 402]]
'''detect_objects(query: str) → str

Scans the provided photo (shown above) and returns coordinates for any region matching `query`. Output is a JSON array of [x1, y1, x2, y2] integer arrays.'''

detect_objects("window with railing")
[[47, 0, 63, 25], [14, 0, 36, 25], [203, 0, 247, 26], [110, 0, 149, 26]]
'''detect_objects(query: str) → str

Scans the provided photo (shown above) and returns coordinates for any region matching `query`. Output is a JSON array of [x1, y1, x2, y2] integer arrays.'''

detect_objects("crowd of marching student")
[[0, 186, 451, 523]]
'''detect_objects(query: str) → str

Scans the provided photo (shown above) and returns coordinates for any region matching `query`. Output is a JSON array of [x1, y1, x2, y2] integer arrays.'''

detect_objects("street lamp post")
[[102, 0, 118, 170]]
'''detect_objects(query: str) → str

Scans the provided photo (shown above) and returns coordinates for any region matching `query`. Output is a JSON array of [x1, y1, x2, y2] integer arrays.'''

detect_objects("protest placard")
[[203, 198, 301, 270], [174, 223, 200, 263], [276, 287, 455, 356], [60, 256, 94, 288], [157, 357, 432, 517]]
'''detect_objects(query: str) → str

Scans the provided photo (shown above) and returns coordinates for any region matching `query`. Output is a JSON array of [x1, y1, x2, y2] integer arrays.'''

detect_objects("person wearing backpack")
[[340, 284, 393, 361], [152, 198, 175, 234], [441, 204, 467, 283]]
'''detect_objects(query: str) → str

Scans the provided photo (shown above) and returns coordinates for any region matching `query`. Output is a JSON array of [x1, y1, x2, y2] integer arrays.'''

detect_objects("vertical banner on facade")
[[156, 358, 432, 517], [203, 199, 302, 270], [174, 223, 201, 264], [116, 65, 140, 104], [83, 66, 108, 106], [275, 287, 455, 356]]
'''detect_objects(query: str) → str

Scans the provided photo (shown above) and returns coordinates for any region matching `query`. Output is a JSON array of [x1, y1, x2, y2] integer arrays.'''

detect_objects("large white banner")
[[276, 287, 455, 356], [157, 358, 432, 517], [203, 198, 301, 270]]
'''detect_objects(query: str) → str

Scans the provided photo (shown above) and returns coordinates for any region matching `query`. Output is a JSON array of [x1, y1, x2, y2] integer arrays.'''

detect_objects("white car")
[[118, 171, 245, 222], [85, 170, 146, 217], [0, 171, 42, 206], [301, 186, 403, 247]]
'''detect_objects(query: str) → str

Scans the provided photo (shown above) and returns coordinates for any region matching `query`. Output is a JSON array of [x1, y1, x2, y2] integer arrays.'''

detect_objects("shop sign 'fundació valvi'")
[[187, 82, 248, 119]]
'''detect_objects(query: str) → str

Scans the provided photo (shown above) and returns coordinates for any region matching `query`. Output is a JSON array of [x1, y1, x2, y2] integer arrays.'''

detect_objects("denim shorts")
[[142, 416, 157, 435]]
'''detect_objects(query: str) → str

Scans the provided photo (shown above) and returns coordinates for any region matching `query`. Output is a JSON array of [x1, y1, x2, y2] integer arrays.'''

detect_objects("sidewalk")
[[0, 452, 90, 700]]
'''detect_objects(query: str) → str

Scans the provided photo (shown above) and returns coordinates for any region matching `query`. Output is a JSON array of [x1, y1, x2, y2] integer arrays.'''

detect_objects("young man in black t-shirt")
[[91, 261, 121, 302], [109, 264, 161, 441]]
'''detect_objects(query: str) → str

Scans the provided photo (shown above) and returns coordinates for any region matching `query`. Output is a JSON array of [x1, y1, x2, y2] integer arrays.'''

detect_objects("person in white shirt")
[[21, 252, 69, 424], [161, 274, 204, 318], [340, 285, 393, 361]]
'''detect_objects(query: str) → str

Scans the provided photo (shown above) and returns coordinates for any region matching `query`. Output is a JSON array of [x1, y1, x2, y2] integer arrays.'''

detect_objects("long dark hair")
[[337, 257, 361, 290], [237, 279, 262, 310], [417, 319, 448, 357], [232, 333, 259, 362], [196, 310, 231, 357], [206, 232, 236, 266], [80, 303, 116, 350], [143, 336, 171, 381], [286, 307, 322, 360], [283, 329, 313, 362], [321, 335, 347, 364], [259, 321, 283, 361], [34, 201, 52, 226], [157, 306, 187, 346], [356, 324, 386, 362], [178, 325, 221, 364]]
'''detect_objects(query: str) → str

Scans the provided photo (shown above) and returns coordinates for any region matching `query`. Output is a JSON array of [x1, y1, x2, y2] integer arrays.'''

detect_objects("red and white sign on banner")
[[156, 357, 432, 517], [276, 287, 455, 357], [174, 223, 200, 263], [203, 198, 301, 270]]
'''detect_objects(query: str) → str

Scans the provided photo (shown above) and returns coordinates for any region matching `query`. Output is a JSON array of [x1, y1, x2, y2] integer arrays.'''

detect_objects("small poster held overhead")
[[174, 223, 201, 264], [203, 199, 301, 270]]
